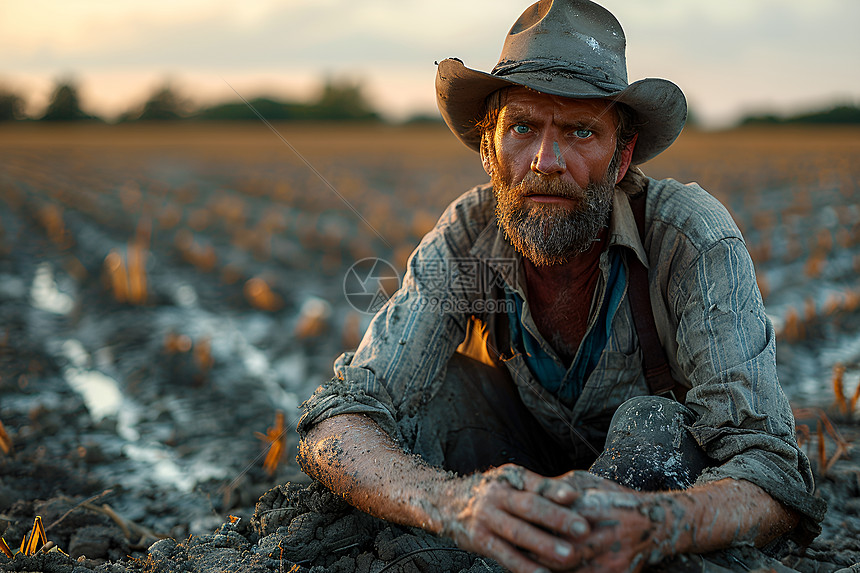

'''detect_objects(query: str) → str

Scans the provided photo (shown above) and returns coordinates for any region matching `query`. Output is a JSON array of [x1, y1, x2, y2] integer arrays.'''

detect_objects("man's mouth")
[[524, 193, 577, 203]]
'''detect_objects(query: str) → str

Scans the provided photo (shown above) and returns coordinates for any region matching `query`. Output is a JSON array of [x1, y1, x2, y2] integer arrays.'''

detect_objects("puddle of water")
[[61, 339, 123, 422], [58, 338, 142, 440], [123, 444, 200, 493], [64, 368, 123, 423], [118, 437, 231, 494], [30, 262, 74, 315], [233, 331, 300, 413]]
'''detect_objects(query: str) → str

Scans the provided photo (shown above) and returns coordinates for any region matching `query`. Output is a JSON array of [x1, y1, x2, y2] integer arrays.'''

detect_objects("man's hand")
[[448, 469, 801, 573], [433, 466, 661, 572], [549, 471, 799, 572], [438, 464, 592, 573], [555, 474, 661, 572]]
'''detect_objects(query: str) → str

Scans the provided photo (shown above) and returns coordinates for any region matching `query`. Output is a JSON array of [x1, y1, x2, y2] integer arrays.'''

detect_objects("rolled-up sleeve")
[[672, 237, 826, 543], [297, 349, 402, 440]]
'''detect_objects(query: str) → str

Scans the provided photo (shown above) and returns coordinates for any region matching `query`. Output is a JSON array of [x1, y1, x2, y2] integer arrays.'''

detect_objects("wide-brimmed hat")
[[435, 0, 687, 165]]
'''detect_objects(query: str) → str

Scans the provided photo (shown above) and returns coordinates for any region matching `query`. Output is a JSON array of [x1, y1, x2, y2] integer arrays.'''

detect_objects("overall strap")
[[626, 188, 679, 399]]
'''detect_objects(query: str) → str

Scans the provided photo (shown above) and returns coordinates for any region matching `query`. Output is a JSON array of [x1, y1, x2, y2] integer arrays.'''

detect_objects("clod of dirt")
[[68, 525, 129, 561]]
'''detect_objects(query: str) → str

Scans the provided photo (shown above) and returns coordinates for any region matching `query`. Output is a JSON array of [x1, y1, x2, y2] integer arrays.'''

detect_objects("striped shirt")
[[298, 169, 825, 541]]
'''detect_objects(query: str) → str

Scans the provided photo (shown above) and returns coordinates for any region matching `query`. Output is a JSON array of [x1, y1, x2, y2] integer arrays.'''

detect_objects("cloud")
[[610, 0, 860, 123], [0, 0, 518, 71], [1, 0, 857, 124]]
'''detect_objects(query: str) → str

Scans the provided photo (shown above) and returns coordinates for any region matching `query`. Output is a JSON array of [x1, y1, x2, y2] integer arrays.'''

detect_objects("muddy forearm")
[[301, 417, 600, 573], [298, 413, 459, 534], [654, 478, 798, 557]]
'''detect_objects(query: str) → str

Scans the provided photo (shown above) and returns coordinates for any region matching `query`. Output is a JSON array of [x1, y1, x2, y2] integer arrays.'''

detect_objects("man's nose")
[[531, 137, 566, 175]]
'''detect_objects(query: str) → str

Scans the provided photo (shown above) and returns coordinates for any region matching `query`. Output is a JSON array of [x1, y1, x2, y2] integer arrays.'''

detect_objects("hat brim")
[[435, 58, 687, 165]]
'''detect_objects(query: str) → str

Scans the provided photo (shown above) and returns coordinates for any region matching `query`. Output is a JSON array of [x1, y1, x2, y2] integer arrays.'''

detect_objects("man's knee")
[[589, 395, 710, 491]]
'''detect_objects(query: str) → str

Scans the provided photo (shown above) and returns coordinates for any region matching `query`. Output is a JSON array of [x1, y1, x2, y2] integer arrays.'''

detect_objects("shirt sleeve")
[[297, 188, 491, 444], [670, 236, 826, 544]]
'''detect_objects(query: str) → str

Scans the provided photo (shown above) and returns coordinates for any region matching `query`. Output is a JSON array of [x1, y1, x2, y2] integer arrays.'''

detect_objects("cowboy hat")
[[435, 0, 687, 165]]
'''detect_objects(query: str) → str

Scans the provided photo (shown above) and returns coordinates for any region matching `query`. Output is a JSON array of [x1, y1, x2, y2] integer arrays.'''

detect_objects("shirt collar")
[[609, 186, 649, 268]]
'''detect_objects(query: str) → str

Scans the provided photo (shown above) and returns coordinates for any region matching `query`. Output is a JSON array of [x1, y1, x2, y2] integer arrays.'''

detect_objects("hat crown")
[[495, 0, 628, 89]]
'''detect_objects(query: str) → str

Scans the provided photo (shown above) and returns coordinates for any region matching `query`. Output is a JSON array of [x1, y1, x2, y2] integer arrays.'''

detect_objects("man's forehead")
[[498, 87, 617, 123]]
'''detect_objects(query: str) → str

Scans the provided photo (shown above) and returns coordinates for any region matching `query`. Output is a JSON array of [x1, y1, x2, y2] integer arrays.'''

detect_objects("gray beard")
[[491, 167, 616, 267]]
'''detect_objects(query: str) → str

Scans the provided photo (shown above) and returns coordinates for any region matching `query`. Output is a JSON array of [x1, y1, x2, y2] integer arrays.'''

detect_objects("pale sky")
[[2, 0, 858, 127]]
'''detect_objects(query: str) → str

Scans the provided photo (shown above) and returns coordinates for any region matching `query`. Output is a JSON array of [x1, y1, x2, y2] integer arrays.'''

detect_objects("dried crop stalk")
[[19, 516, 47, 556], [256, 410, 287, 476], [0, 419, 11, 454], [833, 364, 848, 415]]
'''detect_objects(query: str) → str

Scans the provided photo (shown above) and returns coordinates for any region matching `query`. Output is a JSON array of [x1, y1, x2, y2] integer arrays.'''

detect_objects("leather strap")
[[626, 189, 679, 398]]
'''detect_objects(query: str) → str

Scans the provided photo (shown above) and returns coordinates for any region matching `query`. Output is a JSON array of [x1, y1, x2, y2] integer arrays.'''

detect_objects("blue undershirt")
[[506, 251, 626, 405]]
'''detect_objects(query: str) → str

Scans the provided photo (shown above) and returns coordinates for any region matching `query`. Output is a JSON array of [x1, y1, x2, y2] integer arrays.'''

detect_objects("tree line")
[[739, 105, 860, 126], [1, 78, 857, 126], [0, 78, 382, 123]]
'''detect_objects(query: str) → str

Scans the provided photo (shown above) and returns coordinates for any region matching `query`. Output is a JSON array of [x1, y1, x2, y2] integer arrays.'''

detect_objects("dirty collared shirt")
[[298, 173, 825, 541]]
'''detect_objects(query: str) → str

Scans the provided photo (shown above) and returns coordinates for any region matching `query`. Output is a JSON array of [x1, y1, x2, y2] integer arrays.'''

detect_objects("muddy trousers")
[[406, 353, 799, 573]]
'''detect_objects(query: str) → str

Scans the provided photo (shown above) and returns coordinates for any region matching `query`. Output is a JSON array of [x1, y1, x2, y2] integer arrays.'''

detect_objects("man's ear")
[[614, 133, 638, 184], [480, 132, 494, 177]]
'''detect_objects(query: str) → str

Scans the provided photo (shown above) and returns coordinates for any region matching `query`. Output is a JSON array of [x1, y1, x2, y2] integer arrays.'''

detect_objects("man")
[[297, 1, 825, 571]]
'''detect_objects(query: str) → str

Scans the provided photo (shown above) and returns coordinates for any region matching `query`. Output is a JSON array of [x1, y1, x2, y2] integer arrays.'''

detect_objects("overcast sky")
[[2, 0, 858, 127]]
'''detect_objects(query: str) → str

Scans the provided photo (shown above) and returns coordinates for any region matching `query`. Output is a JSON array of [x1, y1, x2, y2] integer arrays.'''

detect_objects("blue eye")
[[574, 129, 593, 139], [513, 124, 530, 135]]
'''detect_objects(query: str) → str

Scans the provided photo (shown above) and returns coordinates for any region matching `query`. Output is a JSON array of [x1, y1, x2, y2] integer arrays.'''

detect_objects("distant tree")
[[139, 85, 190, 120], [195, 97, 312, 121], [740, 113, 787, 127], [192, 80, 382, 123], [403, 111, 444, 125], [311, 78, 380, 121], [789, 105, 860, 124], [0, 88, 25, 121], [739, 104, 860, 127], [41, 80, 94, 121], [120, 83, 192, 121]]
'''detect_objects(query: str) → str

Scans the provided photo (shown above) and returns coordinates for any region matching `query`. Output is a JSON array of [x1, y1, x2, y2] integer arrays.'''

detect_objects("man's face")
[[483, 87, 628, 266]]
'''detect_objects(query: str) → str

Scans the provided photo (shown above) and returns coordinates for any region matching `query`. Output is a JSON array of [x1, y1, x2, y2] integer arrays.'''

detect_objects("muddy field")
[[1, 123, 860, 572]]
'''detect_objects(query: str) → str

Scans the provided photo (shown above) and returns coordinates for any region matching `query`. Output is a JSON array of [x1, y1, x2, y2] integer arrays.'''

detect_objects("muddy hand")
[[557, 470, 630, 494], [440, 464, 591, 573], [562, 488, 667, 573]]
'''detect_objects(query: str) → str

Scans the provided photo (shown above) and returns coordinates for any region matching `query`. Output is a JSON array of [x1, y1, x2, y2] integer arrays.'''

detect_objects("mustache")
[[512, 173, 587, 200]]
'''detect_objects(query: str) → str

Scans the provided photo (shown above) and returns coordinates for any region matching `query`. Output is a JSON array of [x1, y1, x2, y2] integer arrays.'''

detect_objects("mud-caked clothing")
[[298, 171, 826, 543]]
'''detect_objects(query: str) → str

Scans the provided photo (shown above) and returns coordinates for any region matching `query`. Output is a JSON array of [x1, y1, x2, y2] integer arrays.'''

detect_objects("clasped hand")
[[440, 464, 663, 573]]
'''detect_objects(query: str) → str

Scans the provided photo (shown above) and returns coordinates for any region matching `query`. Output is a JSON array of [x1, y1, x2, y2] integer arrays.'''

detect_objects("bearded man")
[[297, 1, 825, 571]]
